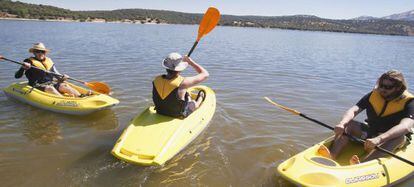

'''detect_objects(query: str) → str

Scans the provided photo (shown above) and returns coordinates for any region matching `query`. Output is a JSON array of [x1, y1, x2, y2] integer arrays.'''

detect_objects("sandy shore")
[[0, 17, 166, 24]]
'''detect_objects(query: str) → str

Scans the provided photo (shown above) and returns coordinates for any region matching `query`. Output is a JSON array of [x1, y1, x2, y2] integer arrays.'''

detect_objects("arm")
[[365, 118, 414, 150], [14, 67, 25, 79], [179, 56, 209, 89], [50, 65, 69, 81], [15, 59, 31, 79], [378, 118, 413, 142], [339, 105, 363, 126], [366, 100, 414, 149], [334, 105, 363, 136], [50, 65, 60, 75], [334, 93, 370, 137]]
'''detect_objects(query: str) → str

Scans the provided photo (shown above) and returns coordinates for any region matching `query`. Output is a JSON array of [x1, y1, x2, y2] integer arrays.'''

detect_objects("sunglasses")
[[34, 50, 46, 54], [379, 83, 396, 90]]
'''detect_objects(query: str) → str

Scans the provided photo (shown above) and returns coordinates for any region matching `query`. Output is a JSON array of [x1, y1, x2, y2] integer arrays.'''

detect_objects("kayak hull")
[[111, 85, 216, 166], [277, 136, 414, 187], [3, 82, 119, 115]]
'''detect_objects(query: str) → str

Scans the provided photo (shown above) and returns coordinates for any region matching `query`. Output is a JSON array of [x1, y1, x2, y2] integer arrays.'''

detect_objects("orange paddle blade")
[[85, 81, 111, 95], [197, 7, 221, 41]]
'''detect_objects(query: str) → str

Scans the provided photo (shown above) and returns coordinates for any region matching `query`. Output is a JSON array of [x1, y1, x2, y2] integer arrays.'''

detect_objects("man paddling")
[[318, 70, 414, 164], [1, 43, 84, 97], [152, 52, 208, 118]]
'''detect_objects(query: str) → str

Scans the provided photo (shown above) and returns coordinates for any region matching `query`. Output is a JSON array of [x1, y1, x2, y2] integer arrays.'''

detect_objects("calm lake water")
[[0, 20, 414, 186]]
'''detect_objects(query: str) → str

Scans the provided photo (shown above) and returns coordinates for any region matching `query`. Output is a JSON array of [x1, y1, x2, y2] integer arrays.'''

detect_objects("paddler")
[[152, 52, 208, 118], [318, 70, 414, 164], [8, 43, 85, 97]]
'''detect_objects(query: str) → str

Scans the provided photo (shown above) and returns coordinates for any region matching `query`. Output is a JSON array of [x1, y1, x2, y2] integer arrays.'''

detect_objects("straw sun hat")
[[28, 43, 50, 53], [162, 52, 188, 72]]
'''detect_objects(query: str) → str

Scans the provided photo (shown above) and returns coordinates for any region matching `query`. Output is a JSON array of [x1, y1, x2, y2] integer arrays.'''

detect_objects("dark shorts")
[[344, 121, 371, 140], [358, 121, 412, 141], [182, 101, 196, 117], [33, 82, 61, 92], [359, 122, 371, 139], [181, 90, 206, 118]]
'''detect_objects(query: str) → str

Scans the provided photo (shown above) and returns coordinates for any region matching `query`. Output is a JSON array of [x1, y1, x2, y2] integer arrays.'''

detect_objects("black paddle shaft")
[[187, 41, 199, 57], [3, 57, 85, 84], [299, 113, 414, 166]]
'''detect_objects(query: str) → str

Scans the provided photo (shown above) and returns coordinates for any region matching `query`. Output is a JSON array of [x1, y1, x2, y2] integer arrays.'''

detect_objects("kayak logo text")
[[54, 101, 80, 107], [345, 173, 379, 184]]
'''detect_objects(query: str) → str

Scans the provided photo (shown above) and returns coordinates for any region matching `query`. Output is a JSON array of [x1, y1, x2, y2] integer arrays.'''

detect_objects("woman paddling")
[[152, 52, 208, 118]]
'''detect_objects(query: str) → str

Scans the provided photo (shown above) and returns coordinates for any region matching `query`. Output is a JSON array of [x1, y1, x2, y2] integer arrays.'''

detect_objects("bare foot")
[[80, 90, 93, 97], [317, 144, 332, 159], [196, 90, 205, 102], [349, 155, 360, 165]]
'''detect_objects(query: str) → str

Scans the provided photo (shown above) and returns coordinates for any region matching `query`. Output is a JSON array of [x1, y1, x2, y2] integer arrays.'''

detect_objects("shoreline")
[[0, 17, 412, 37], [0, 17, 167, 24]]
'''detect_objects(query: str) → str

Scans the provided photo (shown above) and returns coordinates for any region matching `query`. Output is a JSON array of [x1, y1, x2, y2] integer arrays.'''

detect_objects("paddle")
[[264, 96, 414, 166], [2, 57, 111, 94], [187, 7, 220, 57]]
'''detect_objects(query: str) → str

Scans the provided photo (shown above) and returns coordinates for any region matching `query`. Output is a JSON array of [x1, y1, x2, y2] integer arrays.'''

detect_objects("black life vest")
[[24, 57, 55, 86], [367, 90, 414, 135], [152, 75, 187, 117]]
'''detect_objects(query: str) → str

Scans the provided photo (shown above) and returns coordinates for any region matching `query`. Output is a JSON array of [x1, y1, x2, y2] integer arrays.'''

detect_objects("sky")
[[16, 0, 414, 19]]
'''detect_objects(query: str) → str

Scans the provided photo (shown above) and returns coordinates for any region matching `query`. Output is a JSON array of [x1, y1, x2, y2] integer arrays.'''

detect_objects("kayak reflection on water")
[[22, 114, 62, 145]]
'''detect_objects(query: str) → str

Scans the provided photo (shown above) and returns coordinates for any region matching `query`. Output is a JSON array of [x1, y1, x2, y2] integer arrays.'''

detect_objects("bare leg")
[[194, 91, 205, 109], [44, 85, 63, 96], [184, 91, 206, 116], [58, 83, 81, 97], [363, 136, 406, 161], [329, 120, 364, 159]]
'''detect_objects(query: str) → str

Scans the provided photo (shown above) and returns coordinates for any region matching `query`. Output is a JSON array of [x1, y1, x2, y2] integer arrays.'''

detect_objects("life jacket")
[[24, 57, 55, 86], [367, 89, 414, 134], [29, 57, 54, 71], [152, 75, 187, 117]]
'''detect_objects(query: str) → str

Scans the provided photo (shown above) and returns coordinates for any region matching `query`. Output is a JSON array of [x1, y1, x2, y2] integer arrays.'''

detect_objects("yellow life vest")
[[29, 57, 54, 71], [369, 90, 414, 117], [153, 75, 184, 100]]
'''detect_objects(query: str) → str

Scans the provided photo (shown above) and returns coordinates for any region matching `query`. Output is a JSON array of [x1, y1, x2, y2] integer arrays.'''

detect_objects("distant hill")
[[0, 0, 81, 20], [1, 0, 414, 36], [382, 10, 414, 21], [352, 16, 378, 21], [218, 14, 414, 36], [353, 10, 414, 21]]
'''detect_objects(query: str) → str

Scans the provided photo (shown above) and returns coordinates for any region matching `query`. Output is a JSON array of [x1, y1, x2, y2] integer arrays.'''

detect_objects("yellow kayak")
[[278, 136, 414, 186], [3, 82, 119, 115], [111, 85, 216, 166]]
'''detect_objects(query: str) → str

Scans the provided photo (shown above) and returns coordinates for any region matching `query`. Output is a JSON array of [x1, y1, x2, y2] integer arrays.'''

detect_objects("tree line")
[[1, 0, 414, 36]]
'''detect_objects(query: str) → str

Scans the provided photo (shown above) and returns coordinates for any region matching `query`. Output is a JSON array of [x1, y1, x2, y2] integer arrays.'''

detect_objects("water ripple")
[[1, 20, 414, 186]]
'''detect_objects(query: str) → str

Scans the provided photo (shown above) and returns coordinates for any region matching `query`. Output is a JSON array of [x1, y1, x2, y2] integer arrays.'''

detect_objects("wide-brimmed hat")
[[162, 52, 188, 72], [29, 43, 50, 53]]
